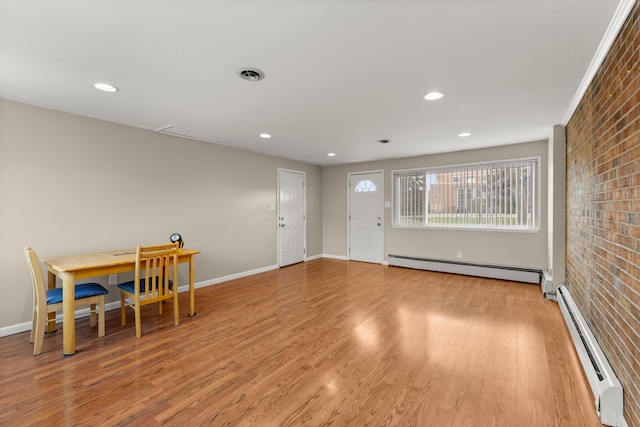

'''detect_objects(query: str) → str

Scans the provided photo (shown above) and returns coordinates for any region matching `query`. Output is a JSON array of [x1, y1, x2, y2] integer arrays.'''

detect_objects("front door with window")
[[349, 171, 383, 263]]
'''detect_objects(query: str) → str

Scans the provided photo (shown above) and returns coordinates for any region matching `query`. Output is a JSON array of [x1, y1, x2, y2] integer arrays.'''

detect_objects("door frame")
[[277, 168, 307, 267], [347, 169, 384, 264]]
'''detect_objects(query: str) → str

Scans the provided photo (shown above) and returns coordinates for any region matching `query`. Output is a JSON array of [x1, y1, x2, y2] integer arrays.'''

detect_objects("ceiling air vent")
[[155, 125, 228, 144], [236, 67, 265, 81]]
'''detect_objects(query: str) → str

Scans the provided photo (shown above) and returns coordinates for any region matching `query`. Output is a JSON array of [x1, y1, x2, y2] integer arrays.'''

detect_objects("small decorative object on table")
[[170, 232, 184, 248]]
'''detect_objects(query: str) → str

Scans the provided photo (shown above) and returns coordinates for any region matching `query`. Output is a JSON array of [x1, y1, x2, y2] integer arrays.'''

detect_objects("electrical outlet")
[[457, 250, 463, 258], [108, 274, 118, 286]]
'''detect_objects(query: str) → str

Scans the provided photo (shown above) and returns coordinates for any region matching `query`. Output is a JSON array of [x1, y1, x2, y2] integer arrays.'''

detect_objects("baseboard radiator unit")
[[387, 255, 541, 284], [556, 285, 624, 426]]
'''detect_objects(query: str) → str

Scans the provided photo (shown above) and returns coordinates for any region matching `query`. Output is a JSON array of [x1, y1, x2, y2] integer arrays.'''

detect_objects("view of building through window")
[[393, 158, 538, 230]]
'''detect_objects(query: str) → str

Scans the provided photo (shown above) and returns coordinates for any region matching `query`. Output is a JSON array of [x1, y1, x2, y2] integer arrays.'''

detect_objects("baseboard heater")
[[387, 254, 542, 284], [556, 285, 624, 426]]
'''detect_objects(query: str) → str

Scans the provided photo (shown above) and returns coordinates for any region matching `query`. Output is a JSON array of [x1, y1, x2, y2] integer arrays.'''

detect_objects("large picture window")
[[392, 158, 539, 231]]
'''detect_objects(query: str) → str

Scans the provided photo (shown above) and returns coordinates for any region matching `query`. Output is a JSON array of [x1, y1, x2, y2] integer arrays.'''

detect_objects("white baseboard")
[[323, 253, 386, 264], [1, 321, 33, 337], [1, 263, 284, 338], [188, 263, 280, 290], [0, 304, 117, 338], [2, 257, 367, 338], [322, 253, 349, 261]]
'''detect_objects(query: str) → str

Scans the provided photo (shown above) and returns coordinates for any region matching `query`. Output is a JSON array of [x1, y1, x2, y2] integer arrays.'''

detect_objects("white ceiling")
[[0, 0, 628, 166]]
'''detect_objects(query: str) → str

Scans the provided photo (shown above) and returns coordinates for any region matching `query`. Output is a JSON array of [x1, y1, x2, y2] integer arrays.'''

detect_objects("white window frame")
[[392, 157, 540, 232]]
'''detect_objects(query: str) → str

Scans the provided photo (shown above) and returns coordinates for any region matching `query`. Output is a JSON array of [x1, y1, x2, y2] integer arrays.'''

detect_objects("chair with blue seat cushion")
[[117, 277, 173, 294], [24, 246, 109, 355], [117, 243, 179, 337]]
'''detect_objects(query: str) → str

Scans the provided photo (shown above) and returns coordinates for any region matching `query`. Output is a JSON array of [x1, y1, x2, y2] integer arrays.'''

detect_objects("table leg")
[[61, 271, 76, 356], [47, 271, 57, 333], [189, 256, 196, 316]]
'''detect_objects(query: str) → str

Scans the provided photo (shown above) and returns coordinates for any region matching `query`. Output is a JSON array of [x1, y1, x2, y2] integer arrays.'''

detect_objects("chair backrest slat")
[[134, 243, 179, 301]]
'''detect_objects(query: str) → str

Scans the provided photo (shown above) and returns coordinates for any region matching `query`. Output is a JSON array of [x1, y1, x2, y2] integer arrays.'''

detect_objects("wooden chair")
[[117, 243, 179, 337], [24, 246, 109, 355]]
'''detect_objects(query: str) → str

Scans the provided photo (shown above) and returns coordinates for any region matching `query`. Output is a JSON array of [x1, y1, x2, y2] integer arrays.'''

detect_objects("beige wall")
[[322, 140, 548, 269], [1, 97, 549, 332], [0, 99, 322, 328]]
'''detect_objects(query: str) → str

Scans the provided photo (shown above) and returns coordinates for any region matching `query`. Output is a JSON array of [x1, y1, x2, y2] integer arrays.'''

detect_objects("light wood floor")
[[0, 259, 602, 426]]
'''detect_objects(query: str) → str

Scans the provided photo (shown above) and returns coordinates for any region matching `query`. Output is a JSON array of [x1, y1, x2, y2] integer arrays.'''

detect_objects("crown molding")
[[562, 0, 637, 125]]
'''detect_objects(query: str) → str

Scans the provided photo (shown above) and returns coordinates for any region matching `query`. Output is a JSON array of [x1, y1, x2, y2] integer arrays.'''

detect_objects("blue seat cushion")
[[46, 283, 109, 305], [117, 277, 173, 294]]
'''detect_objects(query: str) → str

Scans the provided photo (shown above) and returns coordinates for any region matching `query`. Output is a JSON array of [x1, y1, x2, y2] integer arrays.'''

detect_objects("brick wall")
[[566, 2, 640, 425]]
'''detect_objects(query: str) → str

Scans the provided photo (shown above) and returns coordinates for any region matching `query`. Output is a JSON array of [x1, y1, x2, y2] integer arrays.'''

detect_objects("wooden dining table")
[[43, 248, 200, 356]]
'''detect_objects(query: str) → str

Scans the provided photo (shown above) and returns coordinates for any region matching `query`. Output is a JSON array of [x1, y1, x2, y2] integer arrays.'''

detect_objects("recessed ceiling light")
[[93, 82, 118, 92], [458, 132, 471, 137], [259, 133, 272, 139], [423, 91, 444, 101], [327, 152, 336, 157]]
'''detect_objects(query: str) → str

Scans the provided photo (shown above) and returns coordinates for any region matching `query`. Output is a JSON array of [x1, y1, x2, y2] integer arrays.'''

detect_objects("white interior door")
[[349, 171, 383, 263], [278, 169, 306, 267]]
